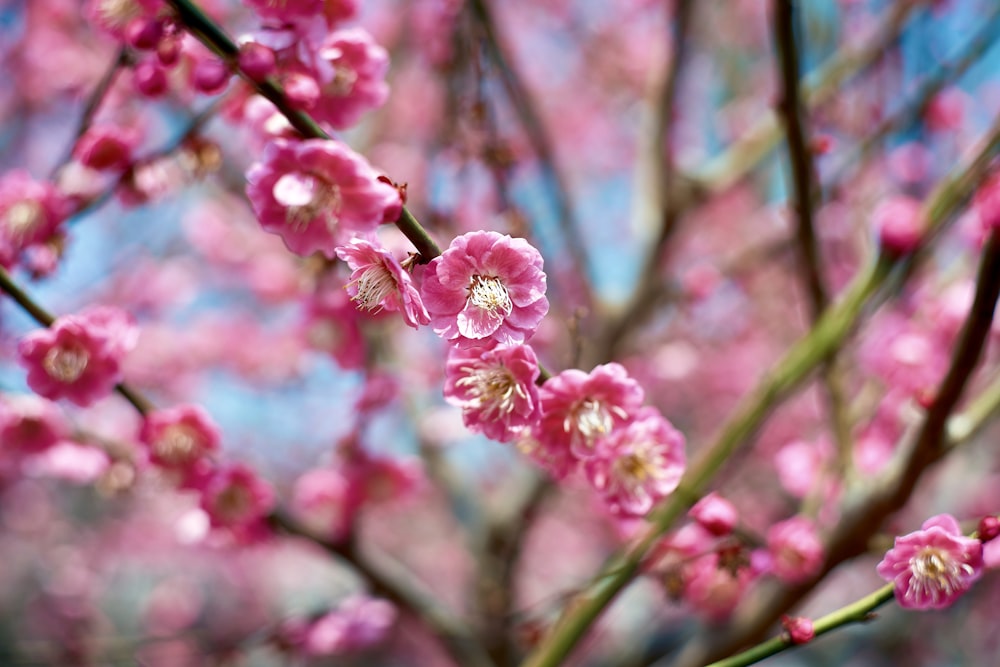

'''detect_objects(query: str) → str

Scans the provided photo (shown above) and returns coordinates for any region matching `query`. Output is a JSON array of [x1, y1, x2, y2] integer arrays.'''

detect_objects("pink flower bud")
[[192, 58, 231, 95], [134, 61, 168, 97], [974, 171, 1000, 232], [875, 196, 923, 255], [157, 37, 182, 67], [125, 17, 164, 51], [978, 515, 1000, 543], [689, 492, 739, 536], [238, 43, 276, 82], [781, 615, 815, 644]]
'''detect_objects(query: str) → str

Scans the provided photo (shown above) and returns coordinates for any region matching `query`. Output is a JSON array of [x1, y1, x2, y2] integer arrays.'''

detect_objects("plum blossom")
[[0, 170, 69, 263], [421, 231, 548, 348], [17, 306, 138, 407], [73, 124, 138, 172], [877, 514, 984, 610], [335, 237, 429, 328], [781, 616, 815, 644], [536, 362, 644, 459], [140, 404, 220, 484], [302, 595, 396, 656], [874, 196, 923, 255], [246, 139, 402, 257], [584, 408, 685, 516], [689, 492, 739, 536], [767, 516, 825, 584], [311, 28, 390, 130], [444, 343, 541, 443], [199, 463, 275, 530], [0, 394, 68, 457]]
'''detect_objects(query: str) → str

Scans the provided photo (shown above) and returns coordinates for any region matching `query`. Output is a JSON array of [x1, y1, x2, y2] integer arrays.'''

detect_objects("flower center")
[[213, 483, 253, 524], [326, 64, 358, 96], [42, 344, 89, 383], [467, 275, 512, 317], [907, 546, 973, 602], [97, 0, 143, 30], [456, 363, 524, 419], [154, 424, 202, 467], [3, 200, 44, 242], [349, 263, 397, 312], [273, 172, 342, 233]]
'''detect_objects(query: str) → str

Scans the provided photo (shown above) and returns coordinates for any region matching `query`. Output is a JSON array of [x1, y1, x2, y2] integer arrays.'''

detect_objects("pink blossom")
[[0, 170, 69, 259], [766, 516, 825, 583], [243, 0, 324, 23], [421, 231, 549, 349], [86, 0, 162, 39], [246, 139, 402, 257], [0, 394, 68, 457], [335, 237, 429, 328], [444, 343, 542, 443], [302, 594, 396, 656], [291, 467, 353, 541], [24, 442, 110, 484], [876, 514, 984, 610], [536, 362, 644, 459], [975, 170, 1000, 232], [140, 404, 220, 484], [774, 438, 831, 499], [73, 124, 138, 172], [689, 492, 739, 536], [17, 306, 138, 407], [310, 28, 390, 130], [584, 408, 685, 516], [300, 288, 366, 369], [199, 463, 275, 530]]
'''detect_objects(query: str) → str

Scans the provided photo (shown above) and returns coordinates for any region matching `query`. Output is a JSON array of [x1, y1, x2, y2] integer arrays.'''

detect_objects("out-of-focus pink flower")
[[774, 438, 831, 499], [73, 124, 138, 172], [876, 514, 983, 610], [140, 404, 220, 484], [303, 595, 396, 656], [311, 28, 389, 130], [537, 362, 643, 459], [300, 288, 366, 369], [444, 343, 541, 443], [0, 170, 69, 258], [421, 231, 548, 349], [584, 408, 685, 516], [246, 139, 401, 257], [978, 515, 1000, 543], [291, 467, 353, 541], [0, 394, 68, 457], [24, 441, 110, 484], [335, 237, 429, 328], [874, 196, 923, 255], [243, 0, 324, 22], [767, 516, 824, 584], [199, 463, 275, 530], [975, 170, 1000, 232], [689, 492, 739, 536], [86, 0, 162, 39], [781, 615, 815, 644], [17, 306, 138, 407]]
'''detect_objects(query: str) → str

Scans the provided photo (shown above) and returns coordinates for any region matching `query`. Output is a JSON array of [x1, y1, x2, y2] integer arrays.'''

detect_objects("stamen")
[[274, 173, 342, 232], [349, 263, 397, 312], [3, 200, 43, 242], [154, 424, 200, 466], [467, 275, 512, 317], [42, 344, 89, 382], [456, 363, 518, 419]]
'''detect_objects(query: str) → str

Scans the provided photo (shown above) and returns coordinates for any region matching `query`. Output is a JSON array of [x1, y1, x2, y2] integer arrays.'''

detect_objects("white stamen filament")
[[3, 200, 43, 241], [564, 398, 613, 442], [155, 424, 200, 466], [456, 363, 525, 419], [467, 275, 512, 317], [906, 547, 974, 602], [277, 174, 342, 233], [349, 263, 397, 312]]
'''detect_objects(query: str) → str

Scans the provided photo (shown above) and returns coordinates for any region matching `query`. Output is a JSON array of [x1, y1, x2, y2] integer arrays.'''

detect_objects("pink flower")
[[302, 594, 396, 656], [243, 0, 323, 23], [291, 467, 353, 541], [584, 408, 685, 516], [140, 404, 220, 483], [199, 463, 275, 530], [246, 139, 402, 258], [421, 231, 548, 348], [689, 492, 739, 537], [874, 196, 923, 255], [17, 306, 138, 407], [975, 170, 1000, 232], [310, 28, 389, 130], [876, 514, 984, 610], [86, 0, 162, 39], [335, 237, 429, 328], [0, 394, 68, 457], [536, 362, 644, 459], [24, 442, 110, 484], [767, 516, 825, 584], [444, 343, 542, 443], [0, 170, 69, 257]]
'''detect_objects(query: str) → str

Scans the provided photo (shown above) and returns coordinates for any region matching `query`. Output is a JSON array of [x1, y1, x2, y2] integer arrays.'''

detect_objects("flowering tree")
[[2, 0, 1000, 666]]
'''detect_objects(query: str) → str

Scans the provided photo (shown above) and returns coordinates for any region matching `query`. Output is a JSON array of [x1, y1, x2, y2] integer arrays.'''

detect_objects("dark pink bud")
[[689, 492, 738, 536], [134, 61, 168, 97], [874, 196, 922, 255], [782, 615, 815, 644], [125, 17, 164, 51], [157, 37, 182, 67], [192, 58, 231, 95], [978, 515, 1000, 543], [238, 43, 276, 82]]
